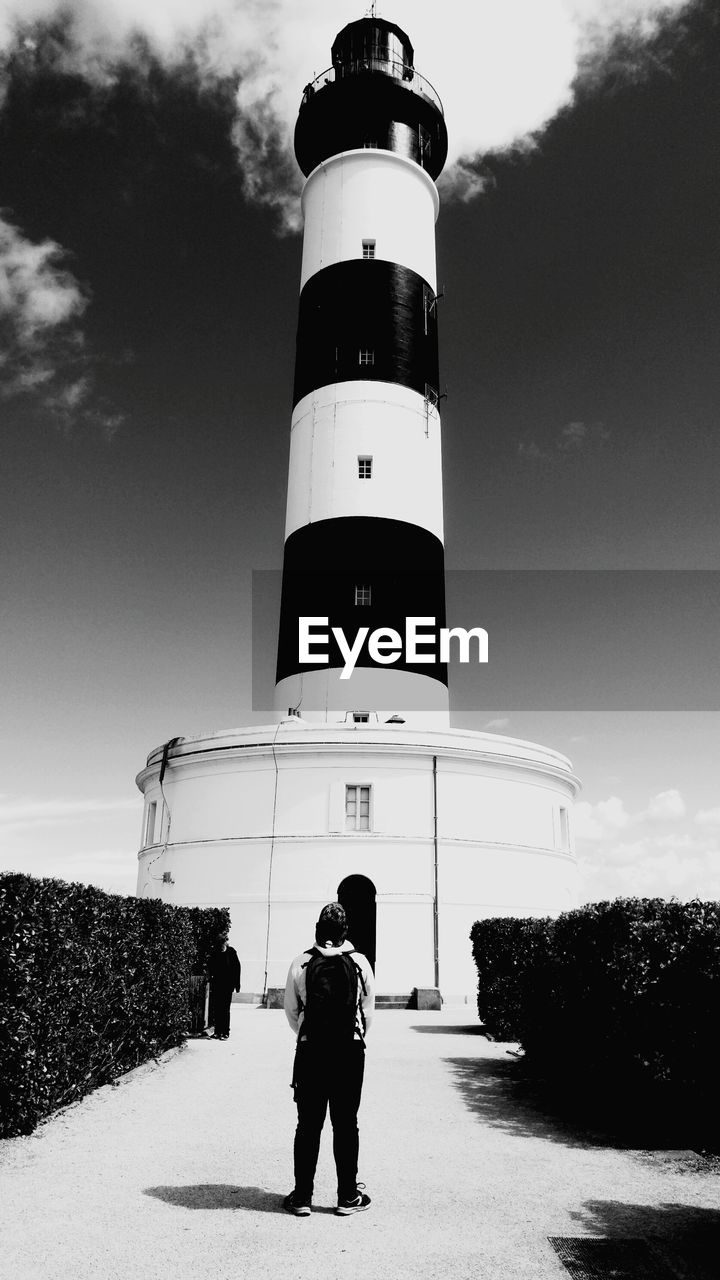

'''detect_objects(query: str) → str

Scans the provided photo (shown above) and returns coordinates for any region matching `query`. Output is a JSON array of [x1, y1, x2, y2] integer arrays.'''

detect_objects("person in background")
[[207, 932, 241, 1040]]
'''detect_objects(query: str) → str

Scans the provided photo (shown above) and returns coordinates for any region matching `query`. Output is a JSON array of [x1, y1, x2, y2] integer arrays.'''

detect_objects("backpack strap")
[[347, 950, 368, 997], [296, 948, 318, 1017], [300, 947, 318, 970], [346, 950, 367, 1045]]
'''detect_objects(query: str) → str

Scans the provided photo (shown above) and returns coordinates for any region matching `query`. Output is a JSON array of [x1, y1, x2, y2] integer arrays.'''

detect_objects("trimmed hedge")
[[471, 898, 720, 1140], [469, 915, 553, 1042], [0, 873, 228, 1138]]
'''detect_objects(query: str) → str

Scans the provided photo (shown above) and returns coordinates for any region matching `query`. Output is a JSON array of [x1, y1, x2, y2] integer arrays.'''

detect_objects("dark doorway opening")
[[337, 874, 377, 972]]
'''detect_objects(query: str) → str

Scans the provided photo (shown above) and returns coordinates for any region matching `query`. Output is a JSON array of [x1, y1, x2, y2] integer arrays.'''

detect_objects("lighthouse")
[[135, 16, 581, 1004], [275, 17, 449, 728]]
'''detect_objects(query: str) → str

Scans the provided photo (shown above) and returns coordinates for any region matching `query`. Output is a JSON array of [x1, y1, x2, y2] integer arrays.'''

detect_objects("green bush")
[[0, 873, 228, 1138]]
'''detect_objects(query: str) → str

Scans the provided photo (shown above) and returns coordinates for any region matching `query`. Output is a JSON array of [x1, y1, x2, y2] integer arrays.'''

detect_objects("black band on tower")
[[293, 260, 439, 408], [276, 516, 448, 686]]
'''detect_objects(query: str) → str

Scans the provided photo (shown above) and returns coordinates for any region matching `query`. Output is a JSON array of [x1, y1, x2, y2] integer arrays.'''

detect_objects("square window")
[[358, 349, 375, 366], [353, 712, 369, 723], [358, 456, 373, 479], [354, 584, 371, 606], [346, 784, 371, 831], [362, 239, 376, 259]]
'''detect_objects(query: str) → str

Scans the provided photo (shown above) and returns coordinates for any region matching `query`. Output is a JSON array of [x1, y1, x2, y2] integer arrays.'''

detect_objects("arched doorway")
[[337, 874, 377, 972]]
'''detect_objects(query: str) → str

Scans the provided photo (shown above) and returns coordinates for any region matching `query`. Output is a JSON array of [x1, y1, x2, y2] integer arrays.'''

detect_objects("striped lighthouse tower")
[[135, 10, 581, 1002], [275, 15, 450, 728]]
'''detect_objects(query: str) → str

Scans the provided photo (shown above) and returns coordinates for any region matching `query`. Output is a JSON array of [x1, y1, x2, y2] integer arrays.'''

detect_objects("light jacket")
[[284, 939, 375, 1041]]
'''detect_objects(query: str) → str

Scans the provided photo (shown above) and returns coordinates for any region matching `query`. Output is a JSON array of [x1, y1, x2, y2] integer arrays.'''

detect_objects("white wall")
[[136, 726, 579, 1000], [285, 383, 443, 541], [300, 149, 439, 290]]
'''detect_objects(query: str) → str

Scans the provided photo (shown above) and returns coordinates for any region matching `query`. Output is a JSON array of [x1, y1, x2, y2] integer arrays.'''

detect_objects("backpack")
[[300, 947, 367, 1045]]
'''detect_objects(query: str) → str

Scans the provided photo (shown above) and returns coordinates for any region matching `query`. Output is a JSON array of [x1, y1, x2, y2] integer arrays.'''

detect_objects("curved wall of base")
[[136, 722, 580, 1003]]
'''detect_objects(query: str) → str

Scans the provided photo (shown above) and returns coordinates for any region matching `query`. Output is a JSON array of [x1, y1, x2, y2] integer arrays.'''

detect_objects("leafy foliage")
[[471, 898, 720, 1143], [0, 873, 228, 1138], [470, 915, 553, 1041]]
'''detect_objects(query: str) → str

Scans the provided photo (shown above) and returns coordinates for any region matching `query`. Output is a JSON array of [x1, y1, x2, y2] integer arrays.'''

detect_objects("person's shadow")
[[143, 1185, 335, 1213]]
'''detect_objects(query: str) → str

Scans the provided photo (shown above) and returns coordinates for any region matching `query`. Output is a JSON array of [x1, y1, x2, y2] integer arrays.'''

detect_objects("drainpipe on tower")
[[433, 754, 439, 990]]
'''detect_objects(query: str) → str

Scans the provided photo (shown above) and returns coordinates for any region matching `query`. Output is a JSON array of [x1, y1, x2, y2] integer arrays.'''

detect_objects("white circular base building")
[[136, 720, 579, 1003]]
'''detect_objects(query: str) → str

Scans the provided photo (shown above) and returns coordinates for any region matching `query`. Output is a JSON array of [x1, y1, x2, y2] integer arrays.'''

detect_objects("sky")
[[1, 0, 719, 904]]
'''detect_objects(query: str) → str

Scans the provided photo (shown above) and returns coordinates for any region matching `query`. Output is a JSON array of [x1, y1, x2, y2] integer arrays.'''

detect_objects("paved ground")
[[2, 1007, 719, 1280]]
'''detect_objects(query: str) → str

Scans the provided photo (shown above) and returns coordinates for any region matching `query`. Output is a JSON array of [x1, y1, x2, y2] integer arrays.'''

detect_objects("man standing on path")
[[283, 902, 375, 1217], [207, 932, 241, 1040]]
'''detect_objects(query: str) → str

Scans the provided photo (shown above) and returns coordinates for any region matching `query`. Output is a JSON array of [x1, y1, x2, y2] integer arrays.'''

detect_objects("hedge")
[[469, 914, 553, 1042], [471, 898, 720, 1140], [0, 873, 229, 1138]]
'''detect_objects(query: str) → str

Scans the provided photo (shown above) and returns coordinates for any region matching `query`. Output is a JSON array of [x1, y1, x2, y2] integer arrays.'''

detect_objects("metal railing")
[[301, 59, 444, 116]]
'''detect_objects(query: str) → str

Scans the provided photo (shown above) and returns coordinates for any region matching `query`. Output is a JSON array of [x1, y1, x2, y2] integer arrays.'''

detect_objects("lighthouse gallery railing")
[[301, 59, 444, 117]]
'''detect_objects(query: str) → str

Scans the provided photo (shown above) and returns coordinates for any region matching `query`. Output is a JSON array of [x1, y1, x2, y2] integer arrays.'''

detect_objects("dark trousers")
[[209, 984, 233, 1036], [292, 1040, 365, 1202]]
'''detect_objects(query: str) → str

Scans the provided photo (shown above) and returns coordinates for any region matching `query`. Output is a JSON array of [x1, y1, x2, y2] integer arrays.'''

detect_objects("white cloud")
[[0, 214, 91, 409], [643, 788, 686, 822], [576, 789, 688, 844], [0, 0, 693, 227], [575, 784, 720, 902], [558, 420, 611, 451], [0, 215, 86, 341], [579, 841, 720, 903], [695, 806, 720, 829], [0, 215, 125, 430], [517, 419, 611, 460], [574, 794, 629, 840]]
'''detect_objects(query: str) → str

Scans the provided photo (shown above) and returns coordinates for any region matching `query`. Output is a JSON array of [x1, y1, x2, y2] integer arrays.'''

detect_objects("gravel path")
[[2, 1007, 719, 1280]]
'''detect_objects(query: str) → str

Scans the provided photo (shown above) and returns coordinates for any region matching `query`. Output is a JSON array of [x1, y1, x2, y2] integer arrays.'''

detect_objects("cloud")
[[558, 420, 611, 451], [517, 439, 544, 460], [643, 788, 686, 821], [574, 784, 720, 901], [0, 214, 87, 377], [576, 788, 687, 843], [695, 806, 720, 829], [0, 214, 125, 431], [578, 840, 720, 903], [483, 716, 510, 731], [517, 419, 611, 460], [0, 0, 694, 228], [574, 794, 630, 840]]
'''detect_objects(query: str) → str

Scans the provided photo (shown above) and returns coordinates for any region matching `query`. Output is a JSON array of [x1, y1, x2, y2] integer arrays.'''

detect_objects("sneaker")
[[335, 1183, 371, 1216], [283, 1192, 311, 1216]]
